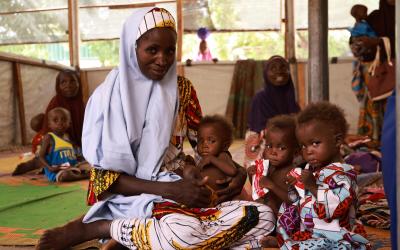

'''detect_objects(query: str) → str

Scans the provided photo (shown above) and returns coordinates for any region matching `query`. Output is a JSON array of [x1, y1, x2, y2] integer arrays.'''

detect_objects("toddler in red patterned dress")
[[247, 114, 301, 247]]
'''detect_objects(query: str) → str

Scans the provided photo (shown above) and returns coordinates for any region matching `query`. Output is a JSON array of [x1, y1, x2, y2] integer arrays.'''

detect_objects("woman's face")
[[266, 59, 290, 86], [136, 28, 177, 80], [59, 73, 79, 98]]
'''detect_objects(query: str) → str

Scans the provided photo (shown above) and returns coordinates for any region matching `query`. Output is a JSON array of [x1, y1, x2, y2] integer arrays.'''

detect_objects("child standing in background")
[[277, 102, 370, 249], [39, 107, 89, 182]]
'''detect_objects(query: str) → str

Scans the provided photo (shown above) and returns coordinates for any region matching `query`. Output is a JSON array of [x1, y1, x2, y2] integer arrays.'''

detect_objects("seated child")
[[247, 114, 300, 247], [277, 102, 370, 249], [349, 4, 377, 38], [183, 114, 239, 206], [248, 114, 299, 214], [38, 107, 89, 182], [13, 69, 85, 176]]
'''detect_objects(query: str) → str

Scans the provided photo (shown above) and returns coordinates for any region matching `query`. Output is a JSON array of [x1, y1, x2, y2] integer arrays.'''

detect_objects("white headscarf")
[[82, 7, 180, 221]]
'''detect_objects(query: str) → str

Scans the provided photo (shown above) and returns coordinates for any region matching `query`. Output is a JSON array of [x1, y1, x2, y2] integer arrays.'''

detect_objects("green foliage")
[[182, 29, 351, 61], [0, 0, 359, 65], [0, 1, 67, 45], [208, 0, 237, 29], [0, 30, 351, 65], [84, 40, 119, 66], [295, 30, 351, 59], [184, 31, 283, 61], [328, 30, 351, 57], [0, 44, 50, 60]]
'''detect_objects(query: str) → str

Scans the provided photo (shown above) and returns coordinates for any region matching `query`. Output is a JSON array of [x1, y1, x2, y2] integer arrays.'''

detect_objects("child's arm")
[[199, 152, 237, 176], [38, 134, 61, 173], [301, 169, 318, 197], [247, 164, 256, 184], [260, 175, 291, 203]]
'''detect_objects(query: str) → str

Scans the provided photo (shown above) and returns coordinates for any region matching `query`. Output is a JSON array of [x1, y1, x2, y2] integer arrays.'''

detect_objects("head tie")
[[137, 7, 176, 40]]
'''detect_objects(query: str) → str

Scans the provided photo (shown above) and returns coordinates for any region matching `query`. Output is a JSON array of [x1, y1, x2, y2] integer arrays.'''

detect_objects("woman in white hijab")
[[37, 7, 274, 250]]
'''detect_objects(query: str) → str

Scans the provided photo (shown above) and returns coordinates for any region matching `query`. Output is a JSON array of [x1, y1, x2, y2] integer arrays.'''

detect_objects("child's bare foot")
[[36, 216, 111, 250], [260, 235, 278, 248], [102, 239, 128, 250]]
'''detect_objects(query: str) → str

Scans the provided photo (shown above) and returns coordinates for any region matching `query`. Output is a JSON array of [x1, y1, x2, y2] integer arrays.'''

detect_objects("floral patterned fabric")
[[161, 76, 202, 172]]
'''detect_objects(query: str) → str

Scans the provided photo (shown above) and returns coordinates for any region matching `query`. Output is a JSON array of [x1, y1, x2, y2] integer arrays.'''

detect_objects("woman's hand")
[[172, 173, 212, 208], [350, 36, 379, 62], [182, 164, 203, 183], [215, 167, 246, 204], [110, 173, 211, 208]]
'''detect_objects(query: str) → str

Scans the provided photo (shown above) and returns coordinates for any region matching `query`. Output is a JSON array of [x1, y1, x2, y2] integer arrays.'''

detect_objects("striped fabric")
[[137, 8, 176, 39], [110, 200, 275, 249]]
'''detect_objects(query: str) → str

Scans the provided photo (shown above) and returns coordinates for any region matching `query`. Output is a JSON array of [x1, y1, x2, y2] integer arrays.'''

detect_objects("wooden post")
[[297, 62, 306, 109], [80, 70, 89, 103], [307, 0, 328, 102], [68, 0, 80, 68], [176, 0, 183, 62], [284, 0, 298, 100], [12, 62, 27, 145]]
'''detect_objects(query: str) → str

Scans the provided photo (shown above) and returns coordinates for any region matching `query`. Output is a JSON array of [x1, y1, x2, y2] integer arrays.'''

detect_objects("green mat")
[[0, 182, 89, 245]]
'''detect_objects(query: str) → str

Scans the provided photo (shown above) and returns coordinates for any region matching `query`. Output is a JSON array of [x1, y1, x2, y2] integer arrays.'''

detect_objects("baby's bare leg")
[[36, 216, 111, 250], [102, 239, 128, 250], [260, 235, 278, 247]]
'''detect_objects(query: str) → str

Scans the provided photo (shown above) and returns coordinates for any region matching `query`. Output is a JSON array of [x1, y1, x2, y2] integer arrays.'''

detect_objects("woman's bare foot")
[[37, 218, 85, 250], [260, 235, 278, 248], [36, 216, 111, 250]]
